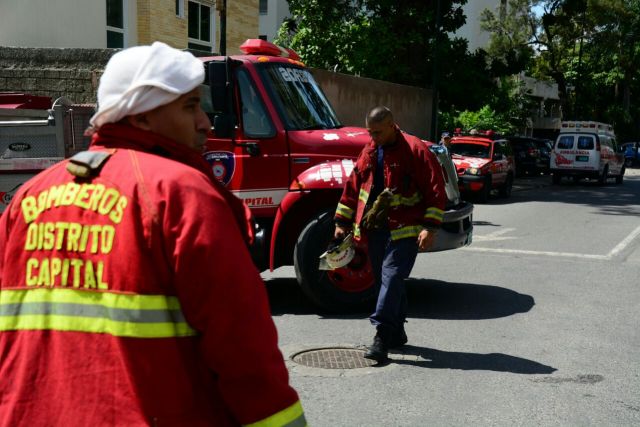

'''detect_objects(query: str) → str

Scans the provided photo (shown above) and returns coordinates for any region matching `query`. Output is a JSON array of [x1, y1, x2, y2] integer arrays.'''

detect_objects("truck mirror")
[[208, 61, 229, 113], [213, 115, 234, 138]]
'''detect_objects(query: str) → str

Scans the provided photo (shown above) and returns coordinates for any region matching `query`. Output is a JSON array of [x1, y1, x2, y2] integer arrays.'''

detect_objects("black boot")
[[388, 328, 408, 349], [364, 333, 388, 362]]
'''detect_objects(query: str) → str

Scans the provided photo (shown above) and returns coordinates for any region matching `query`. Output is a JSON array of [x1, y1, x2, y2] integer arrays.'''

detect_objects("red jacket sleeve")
[[162, 171, 303, 426], [335, 154, 365, 225], [416, 144, 447, 228]]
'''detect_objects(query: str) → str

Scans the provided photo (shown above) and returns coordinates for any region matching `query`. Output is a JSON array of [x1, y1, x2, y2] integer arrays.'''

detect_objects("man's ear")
[[125, 113, 153, 131]]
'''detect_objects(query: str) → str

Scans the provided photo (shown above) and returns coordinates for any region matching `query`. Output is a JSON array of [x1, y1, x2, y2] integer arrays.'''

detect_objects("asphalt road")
[[262, 168, 640, 427]]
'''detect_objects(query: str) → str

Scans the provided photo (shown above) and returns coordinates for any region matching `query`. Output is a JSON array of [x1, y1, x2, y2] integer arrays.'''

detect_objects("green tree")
[[277, 0, 513, 133], [480, 0, 536, 76]]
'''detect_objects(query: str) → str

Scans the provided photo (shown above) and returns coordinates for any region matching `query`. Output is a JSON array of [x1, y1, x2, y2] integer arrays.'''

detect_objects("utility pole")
[[217, 0, 227, 55], [430, 0, 442, 141]]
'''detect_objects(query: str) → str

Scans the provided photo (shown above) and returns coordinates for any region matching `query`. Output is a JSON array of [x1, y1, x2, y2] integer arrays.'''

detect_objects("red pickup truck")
[[0, 39, 474, 311]]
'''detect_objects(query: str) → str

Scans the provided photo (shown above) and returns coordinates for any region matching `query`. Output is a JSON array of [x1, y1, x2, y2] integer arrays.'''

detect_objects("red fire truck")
[[0, 39, 473, 311]]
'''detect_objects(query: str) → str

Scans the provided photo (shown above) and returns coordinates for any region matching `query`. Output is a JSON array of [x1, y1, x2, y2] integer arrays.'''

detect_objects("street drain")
[[292, 348, 377, 369]]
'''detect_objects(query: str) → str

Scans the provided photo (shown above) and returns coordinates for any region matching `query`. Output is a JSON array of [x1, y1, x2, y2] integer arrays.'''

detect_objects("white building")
[[258, 0, 290, 41]]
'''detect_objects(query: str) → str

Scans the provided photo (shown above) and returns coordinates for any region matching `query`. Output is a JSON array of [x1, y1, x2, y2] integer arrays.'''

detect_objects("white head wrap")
[[90, 41, 204, 128]]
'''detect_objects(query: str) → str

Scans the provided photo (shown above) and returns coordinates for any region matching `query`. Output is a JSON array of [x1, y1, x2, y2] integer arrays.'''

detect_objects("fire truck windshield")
[[259, 64, 342, 131]]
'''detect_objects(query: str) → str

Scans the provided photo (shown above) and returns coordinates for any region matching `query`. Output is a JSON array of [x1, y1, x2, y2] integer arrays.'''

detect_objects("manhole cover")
[[292, 348, 377, 369]]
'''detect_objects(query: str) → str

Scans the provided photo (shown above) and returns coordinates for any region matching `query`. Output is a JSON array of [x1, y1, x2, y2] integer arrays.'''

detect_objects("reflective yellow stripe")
[[390, 192, 422, 207], [390, 225, 423, 240], [353, 222, 361, 238], [424, 207, 444, 222], [335, 203, 354, 220], [244, 401, 306, 427], [358, 188, 369, 204], [0, 288, 197, 338]]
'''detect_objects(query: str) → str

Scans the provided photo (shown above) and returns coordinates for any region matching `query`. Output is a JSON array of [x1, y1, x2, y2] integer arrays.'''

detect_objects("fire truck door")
[[204, 68, 288, 216]]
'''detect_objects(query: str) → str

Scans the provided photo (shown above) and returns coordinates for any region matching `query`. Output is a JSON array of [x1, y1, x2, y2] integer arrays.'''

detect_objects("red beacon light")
[[239, 39, 301, 61]]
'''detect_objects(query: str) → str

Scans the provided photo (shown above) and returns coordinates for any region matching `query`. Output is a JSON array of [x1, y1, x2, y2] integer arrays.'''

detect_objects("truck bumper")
[[423, 200, 474, 252], [457, 175, 486, 193]]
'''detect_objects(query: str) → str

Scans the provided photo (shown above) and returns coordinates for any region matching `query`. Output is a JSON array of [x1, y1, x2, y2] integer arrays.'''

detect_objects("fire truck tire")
[[498, 173, 513, 198], [294, 210, 376, 312], [477, 176, 492, 203]]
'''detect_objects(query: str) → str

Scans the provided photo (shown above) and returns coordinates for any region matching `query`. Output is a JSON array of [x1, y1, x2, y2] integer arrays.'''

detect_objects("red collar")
[[90, 123, 215, 181]]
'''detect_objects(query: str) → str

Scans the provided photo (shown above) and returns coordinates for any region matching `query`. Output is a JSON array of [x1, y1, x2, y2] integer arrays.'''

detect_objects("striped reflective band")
[[424, 207, 444, 222], [353, 222, 361, 238], [390, 192, 422, 207], [358, 188, 369, 205], [244, 401, 306, 427], [0, 288, 197, 338], [390, 225, 423, 240], [335, 203, 354, 220]]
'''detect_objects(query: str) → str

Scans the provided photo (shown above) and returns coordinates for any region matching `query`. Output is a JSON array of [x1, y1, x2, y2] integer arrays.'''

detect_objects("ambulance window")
[[557, 136, 574, 149], [577, 136, 594, 150], [237, 69, 275, 138]]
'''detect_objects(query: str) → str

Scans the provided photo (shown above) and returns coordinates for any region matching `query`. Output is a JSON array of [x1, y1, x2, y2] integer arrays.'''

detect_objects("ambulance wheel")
[[294, 210, 376, 313], [597, 165, 609, 185], [625, 158, 634, 168], [615, 167, 625, 185]]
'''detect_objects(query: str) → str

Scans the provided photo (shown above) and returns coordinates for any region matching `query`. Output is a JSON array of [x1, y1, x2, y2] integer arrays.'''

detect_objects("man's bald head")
[[366, 106, 394, 127], [366, 106, 397, 146]]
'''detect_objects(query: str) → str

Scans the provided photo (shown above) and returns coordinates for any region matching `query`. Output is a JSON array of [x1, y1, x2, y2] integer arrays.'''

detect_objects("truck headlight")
[[465, 167, 481, 175]]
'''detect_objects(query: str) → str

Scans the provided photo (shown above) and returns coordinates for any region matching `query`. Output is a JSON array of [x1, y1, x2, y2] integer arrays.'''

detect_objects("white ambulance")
[[550, 121, 625, 184]]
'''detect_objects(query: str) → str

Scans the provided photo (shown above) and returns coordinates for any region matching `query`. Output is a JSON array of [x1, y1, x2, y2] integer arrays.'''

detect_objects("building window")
[[176, 0, 185, 17], [188, 1, 213, 52], [259, 0, 268, 15], [106, 0, 125, 48]]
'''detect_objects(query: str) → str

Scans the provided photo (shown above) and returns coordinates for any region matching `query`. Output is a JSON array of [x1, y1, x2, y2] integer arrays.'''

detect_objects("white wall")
[[456, 0, 496, 52], [258, 0, 289, 42], [0, 0, 137, 48]]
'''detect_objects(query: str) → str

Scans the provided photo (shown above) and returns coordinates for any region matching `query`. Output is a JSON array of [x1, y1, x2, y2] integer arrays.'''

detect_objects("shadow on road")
[[484, 173, 640, 216], [406, 279, 535, 320], [265, 277, 535, 321], [391, 345, 557, 374]]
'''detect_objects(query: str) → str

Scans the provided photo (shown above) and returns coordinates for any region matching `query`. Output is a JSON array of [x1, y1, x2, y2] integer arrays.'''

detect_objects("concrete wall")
[[0, 47, 114, 104], [312, 69, 433, 140], [0, 48, 431, 137]]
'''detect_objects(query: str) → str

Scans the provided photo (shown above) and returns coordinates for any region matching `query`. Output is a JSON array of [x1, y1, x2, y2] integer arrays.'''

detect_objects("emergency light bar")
[[239, 39, 301, 61], [560, 121, 613, 134]]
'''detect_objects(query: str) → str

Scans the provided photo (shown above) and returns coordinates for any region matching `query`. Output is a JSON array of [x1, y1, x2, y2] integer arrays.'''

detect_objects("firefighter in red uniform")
[[0, 42, 305, 426], [334, 106, 446, 362]]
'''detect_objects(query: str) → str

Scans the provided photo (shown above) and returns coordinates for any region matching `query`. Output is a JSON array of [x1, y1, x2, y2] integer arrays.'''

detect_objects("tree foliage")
[[278, 0, 640, 140], [276, 0, 501, 112], [478, 0, 640, 139]]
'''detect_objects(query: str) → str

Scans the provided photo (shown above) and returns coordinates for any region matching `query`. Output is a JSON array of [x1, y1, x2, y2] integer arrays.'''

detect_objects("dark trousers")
[[367, 229, 419, 335]]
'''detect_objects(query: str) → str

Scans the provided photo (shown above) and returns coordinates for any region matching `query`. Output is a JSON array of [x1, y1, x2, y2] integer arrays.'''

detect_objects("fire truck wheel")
[[476, 176, 492, 203], [294, 210, 376, 313], [498, 173, 513, 198]]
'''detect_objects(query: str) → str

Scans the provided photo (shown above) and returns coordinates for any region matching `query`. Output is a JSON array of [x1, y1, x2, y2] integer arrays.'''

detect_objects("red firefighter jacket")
[[0, 123, 304, 427], [335, 130, 446, 240]]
